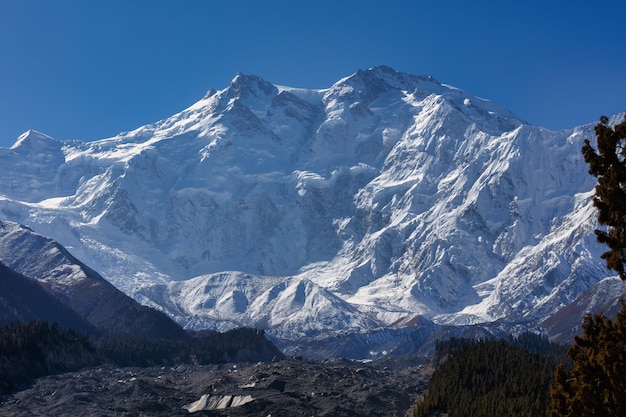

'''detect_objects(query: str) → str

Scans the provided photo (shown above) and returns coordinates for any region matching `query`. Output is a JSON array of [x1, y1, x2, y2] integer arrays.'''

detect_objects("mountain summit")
[[0, 67, 623, 356]]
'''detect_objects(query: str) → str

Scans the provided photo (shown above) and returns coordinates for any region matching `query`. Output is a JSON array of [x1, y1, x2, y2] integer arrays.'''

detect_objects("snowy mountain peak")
[[10, 129, 58, 151], [227, 72, 278, 100], [0, 68, 620, 355], [324, 66, 524, 135], [347, 65, 439, 94], [202, 88, 218, 99]]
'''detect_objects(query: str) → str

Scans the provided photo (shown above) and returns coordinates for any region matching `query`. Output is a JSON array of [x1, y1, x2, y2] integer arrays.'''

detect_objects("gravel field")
[[0, 356, 431, 417]]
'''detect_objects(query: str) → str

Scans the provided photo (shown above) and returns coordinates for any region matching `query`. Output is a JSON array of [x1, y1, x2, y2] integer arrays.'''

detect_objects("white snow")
[[0, 67, 621, 344]]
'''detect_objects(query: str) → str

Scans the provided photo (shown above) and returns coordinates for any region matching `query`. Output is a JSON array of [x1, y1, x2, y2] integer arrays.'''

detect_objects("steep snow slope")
[[0, 66, 620, 346]]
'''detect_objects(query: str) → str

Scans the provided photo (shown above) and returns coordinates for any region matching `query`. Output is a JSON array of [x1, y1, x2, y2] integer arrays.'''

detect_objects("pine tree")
[[548, 303, 626, 416], [581, 115, 626, 279], [549, 115, 626, 416]]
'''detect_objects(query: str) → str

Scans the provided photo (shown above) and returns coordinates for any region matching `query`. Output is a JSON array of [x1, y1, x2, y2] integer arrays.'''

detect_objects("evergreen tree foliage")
[[548, 302, 626, 416], [96, 327, 274, 367], [0, 320, 281, 395], [548, 115, 626, 416], [581, 115, 626, 279], [414, 335, 567, 417], [0, 320, 100, 394]]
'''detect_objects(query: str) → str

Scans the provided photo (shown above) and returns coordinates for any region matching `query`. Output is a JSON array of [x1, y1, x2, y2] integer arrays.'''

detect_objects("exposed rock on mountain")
[[0, 220, 188, 340], [0, 66, 623, 355], [0, 261, 94, 335]]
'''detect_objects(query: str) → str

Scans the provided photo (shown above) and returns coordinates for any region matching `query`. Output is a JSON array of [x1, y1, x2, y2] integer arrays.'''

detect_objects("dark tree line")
[[0, 320, 280, 395], [96, 327, 277, 367], [0, 320, 100, 394], [413, 334, 567, 417]]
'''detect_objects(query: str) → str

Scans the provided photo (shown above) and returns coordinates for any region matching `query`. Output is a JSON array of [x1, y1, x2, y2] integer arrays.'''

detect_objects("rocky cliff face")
[[0, 66, 621, 354]]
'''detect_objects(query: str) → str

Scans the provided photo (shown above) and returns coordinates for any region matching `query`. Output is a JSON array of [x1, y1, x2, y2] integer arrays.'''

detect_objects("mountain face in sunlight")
[[1, 66, 623, 356]]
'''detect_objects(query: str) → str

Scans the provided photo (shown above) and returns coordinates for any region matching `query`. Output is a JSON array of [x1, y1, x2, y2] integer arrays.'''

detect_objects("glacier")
[[0, 66, 623, 353]]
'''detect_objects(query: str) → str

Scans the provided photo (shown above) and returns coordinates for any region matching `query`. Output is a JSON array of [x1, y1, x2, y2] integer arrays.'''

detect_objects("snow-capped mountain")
[[0, 66, 622, 353]]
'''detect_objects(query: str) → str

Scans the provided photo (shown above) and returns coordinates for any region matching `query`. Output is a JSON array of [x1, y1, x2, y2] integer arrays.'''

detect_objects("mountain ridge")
[[0, 220, 189, 340], [0, 66, 623, 356]]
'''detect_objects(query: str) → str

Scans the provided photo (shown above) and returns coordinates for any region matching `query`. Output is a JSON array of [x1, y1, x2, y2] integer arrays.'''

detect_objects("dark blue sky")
[[1, 0, 624, 147]]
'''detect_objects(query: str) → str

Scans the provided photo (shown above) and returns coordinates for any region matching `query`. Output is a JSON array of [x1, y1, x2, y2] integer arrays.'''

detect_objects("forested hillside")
[[96, 327, 282, 367], [414, 334, 568, 417], [0, 321, 100, 394], [0, 320, 282, 396]]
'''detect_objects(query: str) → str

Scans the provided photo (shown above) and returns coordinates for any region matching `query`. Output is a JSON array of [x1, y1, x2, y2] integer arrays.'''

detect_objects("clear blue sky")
[[1, 0, 625, 147]]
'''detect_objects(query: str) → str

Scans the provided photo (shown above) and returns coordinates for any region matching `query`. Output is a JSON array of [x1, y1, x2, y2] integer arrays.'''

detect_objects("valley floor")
[[0, 356, 431, 416]]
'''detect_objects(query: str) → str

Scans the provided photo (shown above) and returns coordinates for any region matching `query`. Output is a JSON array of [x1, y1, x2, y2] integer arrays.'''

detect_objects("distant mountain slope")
[[0, 261, 94, 334], [541, 277, 626, 343], [0, 66, 624, 355], [0, 220, 188, 340]]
